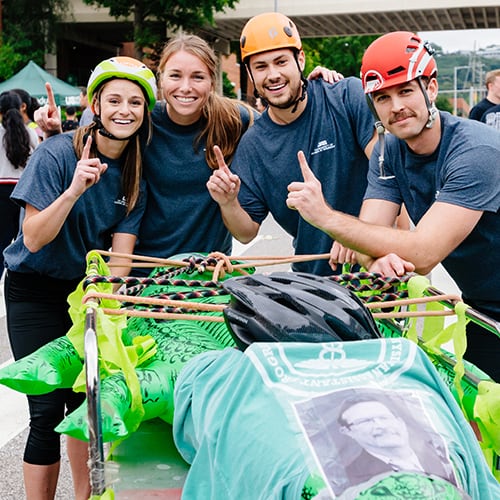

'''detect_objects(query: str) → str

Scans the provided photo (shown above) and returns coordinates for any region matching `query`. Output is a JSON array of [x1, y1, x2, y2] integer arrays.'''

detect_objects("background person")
[[286, 31, 500, 381], [468, 68, 500, 120], [480, 102, 500, 130], [62, 106, 79, 132], [207, 12, 378, 276], [4, 56, 156, 500], [78, 86, 93, 126], [11, 88, 44, 142], [254, 96, 266, 112], [0, 91, 39, 279]]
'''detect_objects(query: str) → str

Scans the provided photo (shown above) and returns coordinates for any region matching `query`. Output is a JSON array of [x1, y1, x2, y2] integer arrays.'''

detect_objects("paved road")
[[0, 215, 459, 499]]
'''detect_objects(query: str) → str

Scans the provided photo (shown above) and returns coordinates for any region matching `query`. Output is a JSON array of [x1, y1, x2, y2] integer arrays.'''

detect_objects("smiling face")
[[372, 78, 438, 142], [93, 79, 146, 139], [159, 50, 213, 126], [247, 48, 304, 110], [340, 401, 409, 453]]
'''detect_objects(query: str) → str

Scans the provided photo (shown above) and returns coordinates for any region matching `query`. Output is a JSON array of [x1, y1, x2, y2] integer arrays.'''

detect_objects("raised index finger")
[[44, 83, 57, 113], [297, 150, 316, 182], [213, 145, 231, 173], [81, 135, 92, 161]]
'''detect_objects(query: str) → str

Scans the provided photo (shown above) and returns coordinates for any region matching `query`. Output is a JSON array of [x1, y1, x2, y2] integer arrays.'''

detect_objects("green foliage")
[[432, 53, 498, 91], [83, 0, 238, 59], [300, 35, 500, 111], [0, 43, 26, 80], [1, 0, 69, 80], [222, 72, 236, 98], [302, 35, 379, 78], [436, 95, 453, 114]]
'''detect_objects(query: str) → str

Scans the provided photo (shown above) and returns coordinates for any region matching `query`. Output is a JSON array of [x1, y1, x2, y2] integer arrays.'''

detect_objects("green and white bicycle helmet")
[[87, 56, 157, 111]]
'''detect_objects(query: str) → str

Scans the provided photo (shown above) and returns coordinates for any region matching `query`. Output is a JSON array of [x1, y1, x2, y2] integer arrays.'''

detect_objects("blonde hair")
[[485, 69, 500, 88], [72, 85, 152, 214], [158, 34, 254, 169]]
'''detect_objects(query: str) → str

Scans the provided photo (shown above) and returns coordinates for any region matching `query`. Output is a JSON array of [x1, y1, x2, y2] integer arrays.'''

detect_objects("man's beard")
[[264, 82, 303, 110]]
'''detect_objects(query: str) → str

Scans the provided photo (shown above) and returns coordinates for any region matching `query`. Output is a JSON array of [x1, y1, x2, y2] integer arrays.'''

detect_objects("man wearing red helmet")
[[286, 31, 500, 381], [207, 12, 378, 276]]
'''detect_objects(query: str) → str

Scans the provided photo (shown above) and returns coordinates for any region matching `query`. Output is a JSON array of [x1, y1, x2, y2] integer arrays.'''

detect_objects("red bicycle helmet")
[[361, 31, 437, 94]]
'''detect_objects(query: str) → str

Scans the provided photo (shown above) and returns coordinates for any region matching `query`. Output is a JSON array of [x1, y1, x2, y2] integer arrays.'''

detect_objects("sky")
[[418, 29, 500, 53]]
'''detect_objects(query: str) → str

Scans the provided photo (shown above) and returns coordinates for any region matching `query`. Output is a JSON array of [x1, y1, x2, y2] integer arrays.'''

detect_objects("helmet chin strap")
[[93, 115, 130, 141], [289, 77, 308, 113], [425, 102, 438, 128], [365, 95, 394, 180], [416, 78, 438, 129]]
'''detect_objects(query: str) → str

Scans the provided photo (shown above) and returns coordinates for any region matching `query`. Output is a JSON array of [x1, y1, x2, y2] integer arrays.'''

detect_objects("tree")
[[1, 0, 69, 80], [300, 36, 459, 114], [0, 42, 26, 81], [83, 0, 238, 61], [302, 35, 379, 78], [222, 71, 236, 98], [436, 94, 453, 114]]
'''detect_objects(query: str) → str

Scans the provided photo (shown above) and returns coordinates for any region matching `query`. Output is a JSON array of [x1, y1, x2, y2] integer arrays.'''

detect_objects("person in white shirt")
[[0, 90, 38, 277]]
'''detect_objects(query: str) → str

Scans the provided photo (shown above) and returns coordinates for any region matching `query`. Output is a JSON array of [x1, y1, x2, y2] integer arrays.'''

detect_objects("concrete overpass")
[[67, 0, 500, 48], [207, 0, 500, 41], [57, 0, 500, 86]]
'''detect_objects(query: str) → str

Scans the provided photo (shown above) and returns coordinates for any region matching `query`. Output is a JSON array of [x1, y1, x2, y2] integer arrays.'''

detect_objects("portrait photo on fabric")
[[293, 387, 458, 498]]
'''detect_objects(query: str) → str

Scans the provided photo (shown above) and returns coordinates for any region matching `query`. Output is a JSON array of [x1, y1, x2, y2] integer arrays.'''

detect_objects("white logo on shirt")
[[311, 139, 335, 156], [114, 196, 128, 207]]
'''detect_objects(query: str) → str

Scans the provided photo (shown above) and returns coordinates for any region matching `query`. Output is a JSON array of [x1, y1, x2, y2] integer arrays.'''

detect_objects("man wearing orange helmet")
[[286, 31, 500, 381], [207, 12, 378, 276]]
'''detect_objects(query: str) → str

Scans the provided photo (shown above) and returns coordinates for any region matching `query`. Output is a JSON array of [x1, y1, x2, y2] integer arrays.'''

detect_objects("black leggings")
[[5, 270, 85, 465], [0, 184, 21, 273]]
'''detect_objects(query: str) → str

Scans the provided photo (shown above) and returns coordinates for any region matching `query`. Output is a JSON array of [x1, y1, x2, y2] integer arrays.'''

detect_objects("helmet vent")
[[267, 275, 294, 285], [305, 287, 334, 300], [274, 295, 308, 315], [388, 65, 405, 76]]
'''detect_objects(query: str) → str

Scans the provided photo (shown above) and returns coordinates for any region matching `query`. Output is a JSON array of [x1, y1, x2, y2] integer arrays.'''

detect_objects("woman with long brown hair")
[[133, 34, 256, 269]]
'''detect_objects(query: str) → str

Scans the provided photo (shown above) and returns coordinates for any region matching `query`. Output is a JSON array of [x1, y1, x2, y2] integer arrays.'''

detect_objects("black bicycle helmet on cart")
[[222, 272, 380, 351]]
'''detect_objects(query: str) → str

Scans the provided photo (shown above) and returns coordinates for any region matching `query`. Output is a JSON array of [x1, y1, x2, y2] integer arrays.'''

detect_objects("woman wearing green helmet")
[[2, 56, 156, 500]]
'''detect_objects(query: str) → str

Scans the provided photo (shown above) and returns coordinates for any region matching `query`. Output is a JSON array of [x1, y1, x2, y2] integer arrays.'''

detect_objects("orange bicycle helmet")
[[240, 12, 302, 63], [360, 31, 437, 94]]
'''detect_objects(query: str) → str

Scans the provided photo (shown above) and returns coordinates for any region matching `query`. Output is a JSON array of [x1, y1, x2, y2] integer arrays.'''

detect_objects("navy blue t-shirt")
[[135, 102, 253, 272], [4, 133, 146, 279], [364, 112, 500, 316], [232, 78, 375, 276]]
